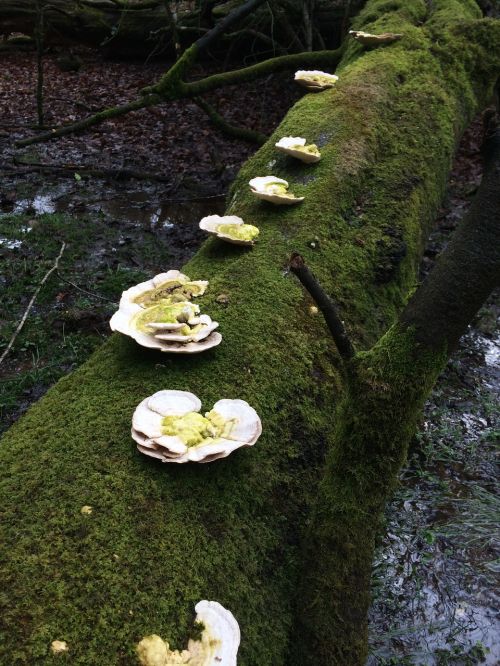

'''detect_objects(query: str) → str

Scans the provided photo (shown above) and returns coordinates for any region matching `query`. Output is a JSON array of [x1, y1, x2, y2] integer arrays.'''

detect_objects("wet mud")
[[367, 116, 499, 666]]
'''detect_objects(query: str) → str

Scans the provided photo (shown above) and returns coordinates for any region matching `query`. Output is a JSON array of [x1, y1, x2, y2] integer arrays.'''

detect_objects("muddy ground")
[[0, 49, 498, 665]]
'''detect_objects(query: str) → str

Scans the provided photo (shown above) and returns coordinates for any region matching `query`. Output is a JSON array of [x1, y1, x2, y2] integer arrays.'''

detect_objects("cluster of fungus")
[[110, 271, 221, 353], [275, 136, 321, 163], [249, 176, 304, 204], [199, 214, 259, 246], [137, 600, 240, 666], [132, 390, 262, 464], [349, 30, 402, 46]]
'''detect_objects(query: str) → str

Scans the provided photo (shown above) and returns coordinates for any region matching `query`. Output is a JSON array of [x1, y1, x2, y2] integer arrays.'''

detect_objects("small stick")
[[0, 241, 66, 367], [56, 271, 117, 303], [289, 252, 355, 361]]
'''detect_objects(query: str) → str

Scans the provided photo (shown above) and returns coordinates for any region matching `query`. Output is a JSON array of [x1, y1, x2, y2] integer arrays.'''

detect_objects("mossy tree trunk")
[[0, 0, 172, 54], [0, 1, 499, 665]]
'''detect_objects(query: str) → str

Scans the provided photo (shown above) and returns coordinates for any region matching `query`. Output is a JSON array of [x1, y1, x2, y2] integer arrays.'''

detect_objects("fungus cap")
[[294, 69, 339, 91], [199, 214, 259, 246], [137, 600, 240, 666], [275, 136, 321, 163], [349, 30, 402, 46], [132, 390, 262, 463], [119, 270, 208, 308], [110, 292, 221, 354], [249, 176, 304, 205]]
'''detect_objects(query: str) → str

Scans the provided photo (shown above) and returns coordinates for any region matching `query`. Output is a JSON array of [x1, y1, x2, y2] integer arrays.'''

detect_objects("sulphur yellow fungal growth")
[[109, 273, 221, 353], [275, 136, 321, 163], [249, 176, 304, 205], [132, 391, 262, 464], [199, 214, 259, 246], [126, 270, 208, 308], [51, 640, 69, 654], [136, 601, 240, 666]]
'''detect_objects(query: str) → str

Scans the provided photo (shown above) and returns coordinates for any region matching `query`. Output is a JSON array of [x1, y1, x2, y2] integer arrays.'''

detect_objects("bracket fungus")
[[249, 176, 304, 205], [199, 214, 259, 246], [294, 69, 339, 91], [349, 30, 403, 46], [132, 390, 262, 463], [110, 272, 221, 353], [119, 270, 208, 307], [275, 136, 321, 163], [137, 600, 240, 666]]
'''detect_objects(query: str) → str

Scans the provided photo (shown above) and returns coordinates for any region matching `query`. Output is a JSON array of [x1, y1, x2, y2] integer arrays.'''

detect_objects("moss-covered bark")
[[1, 1, 499, 664], [0, 0, 171, 54]]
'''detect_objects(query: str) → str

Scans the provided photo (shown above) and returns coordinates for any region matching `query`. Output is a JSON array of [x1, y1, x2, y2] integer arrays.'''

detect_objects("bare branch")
[[289, 252, 355, 361], [0, 242, 66, 367]]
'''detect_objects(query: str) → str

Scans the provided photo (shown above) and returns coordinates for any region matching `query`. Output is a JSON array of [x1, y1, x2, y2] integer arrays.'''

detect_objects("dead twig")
[[0, 242, 66, 367], [289, 252, 355, 361], [56, 271, 117, 303]]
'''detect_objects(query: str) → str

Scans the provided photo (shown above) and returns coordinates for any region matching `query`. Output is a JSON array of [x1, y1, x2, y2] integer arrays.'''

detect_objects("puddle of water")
[[92, 194, 225, 231], [0, 180, 226, 266], [0, 237, 22, 249], [13, 193, 57, 215], [368, 326, 500, 665]]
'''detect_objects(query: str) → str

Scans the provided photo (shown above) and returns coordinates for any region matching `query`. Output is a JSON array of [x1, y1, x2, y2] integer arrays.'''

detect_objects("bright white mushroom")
[[137, 600, 240, 666], [132, 390, 262, 463], [249, 176, 304, 205], [275, 136, 321, 163], [119, 270, 208, 309], [110, 275, 221, 354], [349, 30, 403, 46], [199, 214, 259, 246], [294, 69, 339, 91]]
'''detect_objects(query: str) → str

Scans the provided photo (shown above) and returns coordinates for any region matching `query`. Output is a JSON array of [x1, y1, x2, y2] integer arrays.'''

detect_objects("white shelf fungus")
[[249, 176, 304, 205], [199, 214, 259, 246], [275, 136, 321, 163], [132, 390, 262, 463], [110, 271, 221, 353], [349, 30, 402, 46], [294, 69, 339, 91], [120, 270, 208, 308], [137, 600, 240, 666]]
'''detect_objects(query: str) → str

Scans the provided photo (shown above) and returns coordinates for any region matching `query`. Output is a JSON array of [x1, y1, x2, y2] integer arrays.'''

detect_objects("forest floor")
[[0, 49, 498, 665]]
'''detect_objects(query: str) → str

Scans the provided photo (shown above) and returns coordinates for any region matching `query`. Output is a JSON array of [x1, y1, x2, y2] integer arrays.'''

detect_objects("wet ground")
[[367, 117, 499, 665], [0, 47, 299, 432], [0, 49, 498, 666]]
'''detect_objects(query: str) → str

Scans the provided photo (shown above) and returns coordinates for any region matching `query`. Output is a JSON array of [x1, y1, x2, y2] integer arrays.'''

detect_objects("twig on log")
[[0, 242, 66, 367], [289, 252, 355, 361]]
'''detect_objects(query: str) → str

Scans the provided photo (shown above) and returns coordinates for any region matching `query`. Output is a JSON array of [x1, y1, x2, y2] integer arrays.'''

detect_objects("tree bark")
[[0, 1, 499, 665], [293, 113, 500, 665]]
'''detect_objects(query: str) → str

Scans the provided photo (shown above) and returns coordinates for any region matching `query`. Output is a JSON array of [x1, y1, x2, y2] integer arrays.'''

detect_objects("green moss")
[[1, 1, 498, 664]]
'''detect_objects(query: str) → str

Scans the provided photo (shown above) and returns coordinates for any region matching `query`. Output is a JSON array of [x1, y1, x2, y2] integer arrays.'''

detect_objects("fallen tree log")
[[0, 1, 499, 665], [0, 0, 191, 55]]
